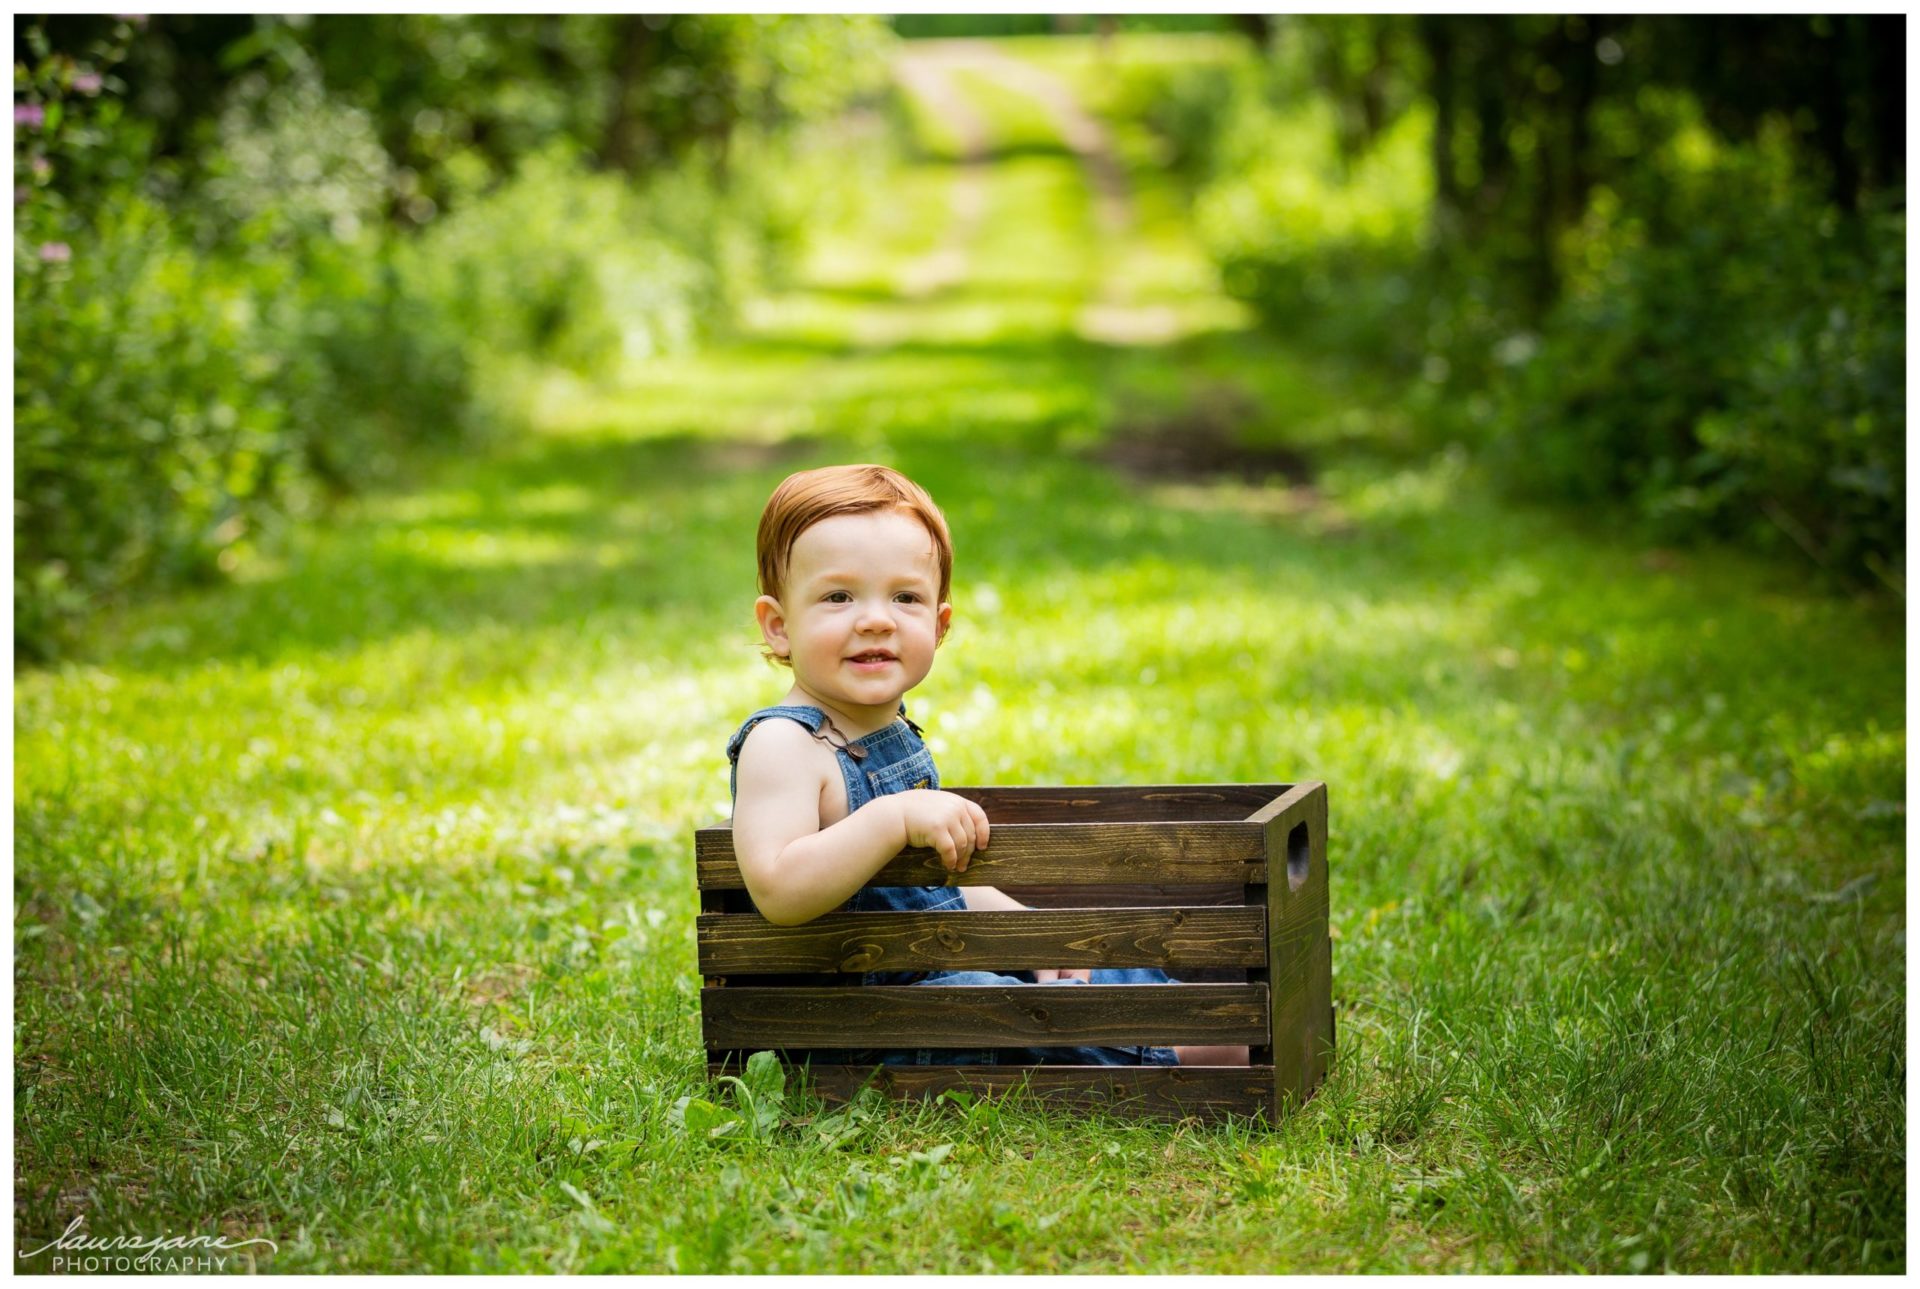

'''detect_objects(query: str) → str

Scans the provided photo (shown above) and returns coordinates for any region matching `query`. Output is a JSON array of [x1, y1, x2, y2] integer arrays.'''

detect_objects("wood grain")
[[697, 906, 1266, 974], [783, 1063, 1278, 1122], [695, 820, 1269, 890], [701, 983, 1270, 1049]]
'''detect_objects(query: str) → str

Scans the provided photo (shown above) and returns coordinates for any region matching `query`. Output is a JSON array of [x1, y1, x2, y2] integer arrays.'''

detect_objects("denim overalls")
[[726, 703, 1178, 1067]]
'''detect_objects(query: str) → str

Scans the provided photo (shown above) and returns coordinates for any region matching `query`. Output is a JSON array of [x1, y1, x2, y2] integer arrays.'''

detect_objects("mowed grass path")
[[14, 36, 1904, 1273]]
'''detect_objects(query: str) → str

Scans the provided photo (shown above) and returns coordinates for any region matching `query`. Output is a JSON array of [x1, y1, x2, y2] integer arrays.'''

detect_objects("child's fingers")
[[969, 802, 990, 849], [949, 823, 971, 872]]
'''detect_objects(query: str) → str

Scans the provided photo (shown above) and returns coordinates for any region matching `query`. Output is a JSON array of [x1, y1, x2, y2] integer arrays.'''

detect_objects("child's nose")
[[855, 599, 895, 629]]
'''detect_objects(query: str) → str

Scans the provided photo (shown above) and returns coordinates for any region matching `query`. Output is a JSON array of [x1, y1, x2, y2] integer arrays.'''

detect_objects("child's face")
[[756, 509, 952, 724]]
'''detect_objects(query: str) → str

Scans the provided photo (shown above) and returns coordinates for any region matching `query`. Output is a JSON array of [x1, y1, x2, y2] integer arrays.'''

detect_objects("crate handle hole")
[[1287, 822, 1310, 892]]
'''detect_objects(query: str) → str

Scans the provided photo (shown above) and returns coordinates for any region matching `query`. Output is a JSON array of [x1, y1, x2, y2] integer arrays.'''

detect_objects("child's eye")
[[893, 592, 922, 604], [823, 591, 852, 603]]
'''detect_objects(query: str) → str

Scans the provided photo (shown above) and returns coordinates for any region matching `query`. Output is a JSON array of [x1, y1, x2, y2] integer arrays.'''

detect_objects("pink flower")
[[72, 72, 103, 95], [38, 242, 70, 262], [14, 103, 45, 128], [14, 185, 29, 206]]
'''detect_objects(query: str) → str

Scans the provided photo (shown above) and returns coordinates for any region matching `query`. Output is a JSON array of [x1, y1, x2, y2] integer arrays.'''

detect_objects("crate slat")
[[695, 820, 1268, 890], [697, 906, 1267, 974], [701, 983, 1269, 1049], [944, 784, 1289, 824], [779, 1063, 1277, 1122]]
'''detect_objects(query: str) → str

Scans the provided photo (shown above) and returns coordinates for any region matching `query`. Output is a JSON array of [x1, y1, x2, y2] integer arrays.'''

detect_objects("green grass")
[[14, 34, 1904, 1273]]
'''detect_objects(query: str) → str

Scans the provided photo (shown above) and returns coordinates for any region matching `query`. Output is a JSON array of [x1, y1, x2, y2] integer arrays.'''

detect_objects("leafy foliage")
[[13, 15, 893, 658], [1163, 16, 1905, 587], [14, 28, 479, 658], [1488, 155, 1904, 581], [671, 1052, 790, 1144]]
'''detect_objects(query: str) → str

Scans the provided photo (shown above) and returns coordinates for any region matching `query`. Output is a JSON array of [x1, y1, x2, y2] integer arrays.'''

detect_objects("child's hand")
[[1031, 968, 1093, 984], [894, 790, 990, 873]]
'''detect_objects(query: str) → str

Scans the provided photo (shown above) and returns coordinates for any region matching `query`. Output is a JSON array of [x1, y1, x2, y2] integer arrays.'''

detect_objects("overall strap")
[[726, 702, 918, 802]]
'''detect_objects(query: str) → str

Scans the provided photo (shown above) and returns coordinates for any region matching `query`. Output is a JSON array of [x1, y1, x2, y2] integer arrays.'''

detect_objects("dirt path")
[[893, 39, 1182, 344], [889, 47, 992, 299]]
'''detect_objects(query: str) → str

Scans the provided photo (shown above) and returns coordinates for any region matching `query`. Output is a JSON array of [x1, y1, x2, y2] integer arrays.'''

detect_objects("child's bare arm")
[[732, 721, 989, 926], [957, 885, 1024, 912]]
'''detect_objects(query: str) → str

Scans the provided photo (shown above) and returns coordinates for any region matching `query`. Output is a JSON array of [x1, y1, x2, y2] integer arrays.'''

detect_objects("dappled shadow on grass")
[[89, 421, 1898, 882], [85, 415, 1448, 676], [99, 433, 817, 674]]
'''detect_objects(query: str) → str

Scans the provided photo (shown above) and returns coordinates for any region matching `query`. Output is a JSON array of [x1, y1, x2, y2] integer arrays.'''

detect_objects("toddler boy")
[[726, 463, 1245, 1066]]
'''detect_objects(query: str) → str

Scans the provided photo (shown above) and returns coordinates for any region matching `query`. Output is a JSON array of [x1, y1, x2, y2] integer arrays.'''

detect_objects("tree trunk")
[[1232, 14, 1274, 54], [1865, 15, 1904, 190], [1421, 16, 1459, 243], [600, 15, 658, 175], [1472, 19, 1514, 232], [1529, 137, 1558, 319], [1358, 20, 1392, 145], [1563, 15, 1599, 231], [1815, 16, 1859, 211]]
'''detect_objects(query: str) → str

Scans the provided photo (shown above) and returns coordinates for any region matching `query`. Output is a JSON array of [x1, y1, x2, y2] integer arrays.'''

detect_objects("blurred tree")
[[1191, 14, 1904, 584], [1230, 15, 1274, 54], [17, 13, 891, 223], [1405, 14, 1906, 319], [11, 13, 891, 654]]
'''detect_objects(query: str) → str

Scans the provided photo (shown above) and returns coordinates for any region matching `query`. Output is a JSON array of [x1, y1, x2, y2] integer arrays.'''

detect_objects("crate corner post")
[[1258, 782, 1332, 1121]]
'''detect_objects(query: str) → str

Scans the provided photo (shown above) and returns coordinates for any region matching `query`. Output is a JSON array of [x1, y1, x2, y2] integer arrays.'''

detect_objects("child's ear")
[[935, 601, 953, 646], [755, 595, 791, 658]]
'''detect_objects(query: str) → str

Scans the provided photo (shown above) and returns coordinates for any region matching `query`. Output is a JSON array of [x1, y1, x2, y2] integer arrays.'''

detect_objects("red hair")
[[756, 465, 953, 666]]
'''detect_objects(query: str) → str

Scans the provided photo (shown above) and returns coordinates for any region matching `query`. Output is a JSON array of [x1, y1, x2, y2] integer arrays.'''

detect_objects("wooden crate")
[[694, 782, 1332, 1122]]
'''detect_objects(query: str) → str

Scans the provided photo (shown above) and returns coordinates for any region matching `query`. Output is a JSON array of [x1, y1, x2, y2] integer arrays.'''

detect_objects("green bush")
[[199, 64, 485, 487], [16, 194, 275, 652], [1195, 94, 1434, 363], [14, 18, 882, 659], [404, 146, 714, 382], [13, 42, 491, 660], [14, 191, 489, 661], [1486, 135, 1905, 585], [401, 128, 846, 387], [1173, 59, 1904, 588], [1100, 43, 1256, 180]]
